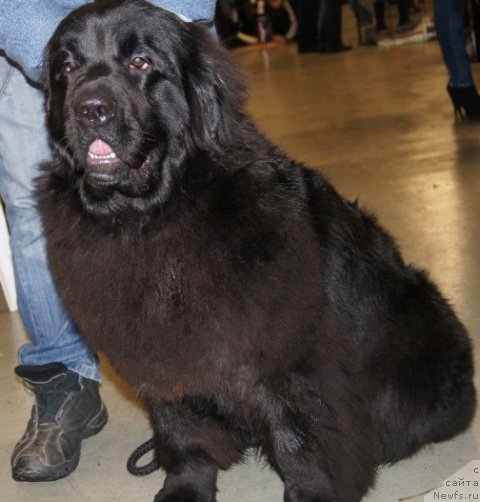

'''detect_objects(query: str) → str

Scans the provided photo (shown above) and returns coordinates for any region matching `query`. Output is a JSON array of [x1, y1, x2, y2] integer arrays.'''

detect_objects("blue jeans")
[[435, 0, 475, 88], [0, 56, 100, 381]]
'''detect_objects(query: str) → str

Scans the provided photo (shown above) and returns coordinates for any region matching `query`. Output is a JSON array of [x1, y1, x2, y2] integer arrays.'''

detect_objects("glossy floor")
[[2, 12, 480, 502]]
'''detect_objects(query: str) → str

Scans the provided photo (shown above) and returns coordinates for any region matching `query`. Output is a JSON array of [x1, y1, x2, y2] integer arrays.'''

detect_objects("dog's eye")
[[64, 62, 76, 74], [129, 56, 150, 71]]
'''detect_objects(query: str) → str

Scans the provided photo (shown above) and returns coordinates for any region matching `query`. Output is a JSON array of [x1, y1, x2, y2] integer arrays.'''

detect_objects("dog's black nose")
[[74, 89, 116, 127]]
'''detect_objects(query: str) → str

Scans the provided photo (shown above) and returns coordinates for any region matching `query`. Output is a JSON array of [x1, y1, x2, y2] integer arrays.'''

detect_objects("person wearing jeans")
[[435, 0, 480, 120], [0, 0, 216, 482]]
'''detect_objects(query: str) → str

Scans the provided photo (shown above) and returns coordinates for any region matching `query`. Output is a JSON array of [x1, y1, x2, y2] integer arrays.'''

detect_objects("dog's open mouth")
[[87, 139, 121, 168], [83, 137, 154, 188]]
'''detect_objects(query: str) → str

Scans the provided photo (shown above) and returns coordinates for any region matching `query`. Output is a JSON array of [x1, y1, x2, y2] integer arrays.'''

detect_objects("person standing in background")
[[435, 0, 480, 120], [297, 0, 351, 54]]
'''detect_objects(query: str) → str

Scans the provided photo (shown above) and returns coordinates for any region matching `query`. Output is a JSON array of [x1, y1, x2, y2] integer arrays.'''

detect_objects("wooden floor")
[[1, 8, 480, 501]]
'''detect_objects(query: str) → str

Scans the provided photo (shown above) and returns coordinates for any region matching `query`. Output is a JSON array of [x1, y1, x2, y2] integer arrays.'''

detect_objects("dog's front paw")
[[154, 486, 215, 502]]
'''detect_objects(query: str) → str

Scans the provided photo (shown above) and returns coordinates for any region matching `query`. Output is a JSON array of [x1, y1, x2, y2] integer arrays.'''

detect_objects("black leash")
[[126, 437, 160, 476]]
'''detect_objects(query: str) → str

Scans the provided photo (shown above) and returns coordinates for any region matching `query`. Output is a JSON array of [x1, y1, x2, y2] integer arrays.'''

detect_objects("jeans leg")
[[0, 56, 99, 381], [435, 0, 475, 87]]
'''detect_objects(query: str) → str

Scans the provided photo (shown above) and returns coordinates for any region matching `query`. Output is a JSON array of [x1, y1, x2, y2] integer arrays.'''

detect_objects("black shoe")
[[447, 85, 480, 121], [11, 363, 108, 482]]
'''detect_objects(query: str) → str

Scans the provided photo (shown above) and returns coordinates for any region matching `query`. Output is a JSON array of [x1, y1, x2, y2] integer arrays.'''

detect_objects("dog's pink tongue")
[[89, 139, 113, 156]]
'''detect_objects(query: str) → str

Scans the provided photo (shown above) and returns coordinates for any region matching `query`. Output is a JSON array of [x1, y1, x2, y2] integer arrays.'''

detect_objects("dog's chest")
[[53, 217, 234, 340]]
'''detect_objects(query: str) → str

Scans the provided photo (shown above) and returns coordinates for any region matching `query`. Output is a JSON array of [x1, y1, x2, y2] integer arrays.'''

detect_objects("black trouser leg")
[[322, 0, 343, 47], [374, 0, 386, 31], [297, 0, 321, 52], [398, 0, 410, 25]]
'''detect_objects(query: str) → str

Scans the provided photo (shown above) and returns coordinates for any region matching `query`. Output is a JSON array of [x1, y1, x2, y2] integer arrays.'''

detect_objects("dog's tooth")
[[88, 151, 117, 160]]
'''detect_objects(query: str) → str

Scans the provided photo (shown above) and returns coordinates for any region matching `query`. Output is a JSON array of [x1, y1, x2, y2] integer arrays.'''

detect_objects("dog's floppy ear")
[[183, 24, 246, 151], [41, 38, 63, 143]]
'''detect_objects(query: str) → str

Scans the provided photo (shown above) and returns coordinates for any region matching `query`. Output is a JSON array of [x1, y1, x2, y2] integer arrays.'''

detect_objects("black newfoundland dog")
[[38, 1, 475, 500]]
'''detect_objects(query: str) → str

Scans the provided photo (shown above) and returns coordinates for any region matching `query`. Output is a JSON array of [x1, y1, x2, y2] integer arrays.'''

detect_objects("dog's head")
[[43, 0, 245, 218]]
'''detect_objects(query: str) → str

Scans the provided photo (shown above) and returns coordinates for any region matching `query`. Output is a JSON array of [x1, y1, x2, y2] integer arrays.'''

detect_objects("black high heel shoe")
[[447, 85, 480, 121]]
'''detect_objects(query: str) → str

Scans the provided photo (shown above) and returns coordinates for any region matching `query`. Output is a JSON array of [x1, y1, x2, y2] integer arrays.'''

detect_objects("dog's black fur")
[[38, 1, 476, 500]]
